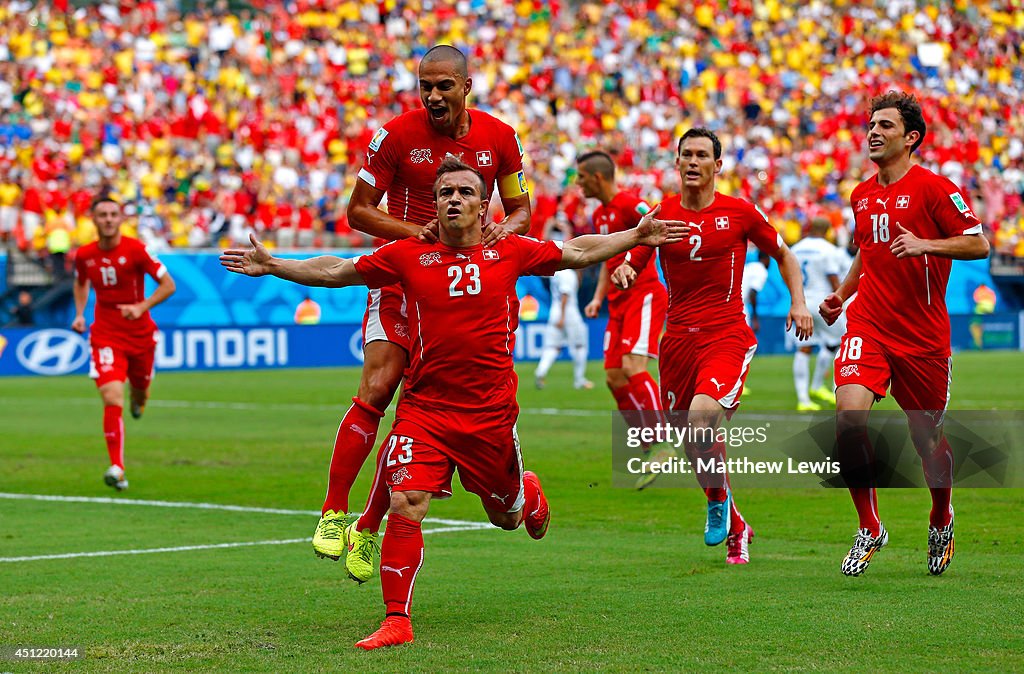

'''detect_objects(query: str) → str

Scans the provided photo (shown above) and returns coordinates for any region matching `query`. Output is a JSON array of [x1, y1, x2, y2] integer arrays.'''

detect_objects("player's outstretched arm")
[[558, 205, 687, 270], [220, 234, 364, 288], [890, 224, 990, 260], [820, 251, 862, 325], [772, 244, 813, 340]]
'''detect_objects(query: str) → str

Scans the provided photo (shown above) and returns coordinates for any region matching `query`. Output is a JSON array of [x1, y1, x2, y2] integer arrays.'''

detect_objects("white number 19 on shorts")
[[385, 435, 414, 467]]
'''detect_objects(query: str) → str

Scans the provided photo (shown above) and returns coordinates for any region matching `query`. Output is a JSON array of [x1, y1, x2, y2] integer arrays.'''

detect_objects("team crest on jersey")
[[410, 148, 433, 164], [896, 195, 910, 209], [715, 216, 729, 230], [118, 256, 126, 265], [476, 150, 493, 167], [85, 259, 95, 267], [419, 252, 443, 267], [393, 323, 409, 338], [840, 364, 860, 378], [855, 198, 869, 213], [368, 127, 388, 151], [391, 467, 411, 485], [482, 249, 500, 261]]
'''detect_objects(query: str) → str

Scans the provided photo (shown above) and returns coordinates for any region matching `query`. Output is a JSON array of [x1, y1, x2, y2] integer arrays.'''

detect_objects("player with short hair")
[[313, 45, 532, 582], [221, 156, 687, 650], [613, 128, 813, 564], [791, 217, 846, 410], [72, 197, 176, 490], [578, 151, 667, 437], [820, 91, 989, 577]]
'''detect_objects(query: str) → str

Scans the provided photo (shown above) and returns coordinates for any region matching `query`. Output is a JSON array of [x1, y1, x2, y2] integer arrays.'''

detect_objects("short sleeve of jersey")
[[133, 240, 166, 279], [510, 235, 563, 277], [745, 203, 783, 254], [928, 174, 984, 237], [353, 241, 404, 288], [73, 248, 88, 280], [357, 119, 403, 193]]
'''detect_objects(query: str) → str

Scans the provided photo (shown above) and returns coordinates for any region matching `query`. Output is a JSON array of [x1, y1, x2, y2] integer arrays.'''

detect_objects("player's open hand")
[[819, 293, 844, 326], [584, 298, 602, 318], [481, 220, 511, 247], [117, 303, 146, 320], [220, 233, 274, 277], [890, 223, 927, 258], [787, 302, 814, 341], [611, 263, 638, 290], [418, 219, 439, 244], [634, 204, 689, 246]]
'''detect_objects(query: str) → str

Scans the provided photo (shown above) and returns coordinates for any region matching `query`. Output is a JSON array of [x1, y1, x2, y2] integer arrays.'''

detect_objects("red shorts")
[[603, 285, 667, 369], [380, 403, 526, 513], [833, 331, 951, 414], [88, 335, 157, 389], [362, 285, 410, 351], [658, 326, 758, 411]]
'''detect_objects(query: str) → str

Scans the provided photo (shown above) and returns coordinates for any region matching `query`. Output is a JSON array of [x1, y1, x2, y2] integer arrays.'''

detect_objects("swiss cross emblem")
[[482, 249, 500, 261], [715, 216, 729, 230], [476, 150, 493, 167], [896, 195, 910, 209]]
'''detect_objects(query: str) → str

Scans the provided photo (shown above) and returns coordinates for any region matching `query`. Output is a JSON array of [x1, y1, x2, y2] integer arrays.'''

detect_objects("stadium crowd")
[[0, 0, 1022, 264]]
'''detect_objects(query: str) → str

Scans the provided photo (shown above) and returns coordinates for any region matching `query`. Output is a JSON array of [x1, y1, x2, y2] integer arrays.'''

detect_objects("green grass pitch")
[[1, 352, 1022, 672]]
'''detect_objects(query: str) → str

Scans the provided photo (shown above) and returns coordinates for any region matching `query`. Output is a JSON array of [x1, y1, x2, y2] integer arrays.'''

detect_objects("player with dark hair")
[[820, 91, 989, 577], [222, 156, 687, 649], [312, 45, 533, 582], [578, 150, 667, 447], [614, 128, 813, 564], [72, 197, 176, 490]]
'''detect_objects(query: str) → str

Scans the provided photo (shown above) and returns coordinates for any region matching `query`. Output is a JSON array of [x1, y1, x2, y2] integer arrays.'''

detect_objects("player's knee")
[[605, 370, 628, 390], [389, 490, 429, 522]]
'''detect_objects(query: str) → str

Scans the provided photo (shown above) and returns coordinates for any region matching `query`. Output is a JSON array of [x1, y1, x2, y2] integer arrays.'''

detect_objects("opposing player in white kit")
[[791, 218, 846, 410], [535, 268, 592, 390]]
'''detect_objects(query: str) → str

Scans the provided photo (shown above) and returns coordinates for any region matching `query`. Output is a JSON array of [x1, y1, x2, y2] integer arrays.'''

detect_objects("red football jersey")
[[631, 193, 782, 334], [354, 235, 562, 411], [593, 191, 661, 308], [74, 236, 166, 344], [357, 109, 526, 233], [846, 164, 983, 358]]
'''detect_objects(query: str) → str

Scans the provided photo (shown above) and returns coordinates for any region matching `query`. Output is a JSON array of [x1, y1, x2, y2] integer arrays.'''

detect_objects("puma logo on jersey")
[[710, 377, 725, 391], [690, 221, 704, 232], [490, 492, 508, 505], [381, 565, 411, 577], [875, 197, 890, 208]]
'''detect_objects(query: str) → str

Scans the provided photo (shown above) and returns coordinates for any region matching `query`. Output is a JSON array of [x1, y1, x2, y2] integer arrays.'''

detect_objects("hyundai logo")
[[16, 329, 90, 376]]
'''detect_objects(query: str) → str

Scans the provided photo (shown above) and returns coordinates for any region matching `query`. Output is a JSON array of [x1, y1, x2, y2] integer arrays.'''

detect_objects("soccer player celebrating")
[[613, 128, 813, 564], [578, 151, 667, 443], [221, 156, 687, 649], [820, 92, 989, 577], [72, 197, 176, 490], [790, 217, 847, 410], [313, 45, 532, 581]]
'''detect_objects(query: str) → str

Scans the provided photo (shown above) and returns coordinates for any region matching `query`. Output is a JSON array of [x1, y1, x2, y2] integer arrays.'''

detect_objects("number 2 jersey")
[[847, 164, 983, 358], [354, 235, 563, 411], [629, 192, 782, 335], [73, 236, 167, 347]]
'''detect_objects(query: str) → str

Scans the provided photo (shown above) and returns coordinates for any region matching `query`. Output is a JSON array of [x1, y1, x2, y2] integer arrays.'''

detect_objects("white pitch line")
[[0, 525, 486, 564], [0, 493, 492, 530]]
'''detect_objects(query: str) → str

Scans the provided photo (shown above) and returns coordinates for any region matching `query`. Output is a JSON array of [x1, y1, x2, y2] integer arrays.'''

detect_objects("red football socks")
[[103, 405, 124, 468], [321, 397, 385, 514], [380, 513, 424, 617]]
